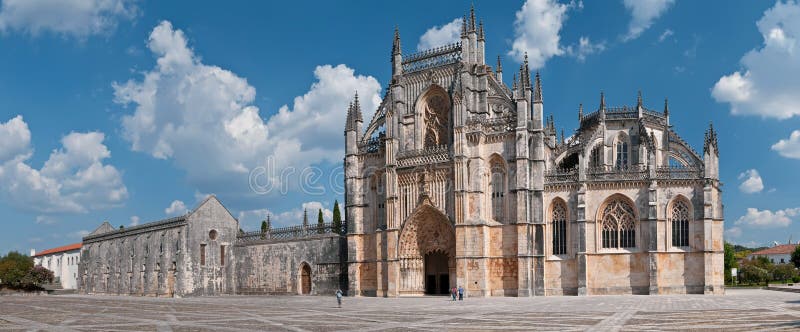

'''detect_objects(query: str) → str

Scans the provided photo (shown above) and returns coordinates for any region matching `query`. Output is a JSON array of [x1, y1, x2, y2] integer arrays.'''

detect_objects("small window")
[[220, 245, 226, 266], [209, 230, 218, 241], [781, 258, 785, 264], [200, 244, 206, 265]]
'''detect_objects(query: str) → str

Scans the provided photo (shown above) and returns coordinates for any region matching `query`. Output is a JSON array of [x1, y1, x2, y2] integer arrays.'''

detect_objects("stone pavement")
[[1, 289, 799, 331]]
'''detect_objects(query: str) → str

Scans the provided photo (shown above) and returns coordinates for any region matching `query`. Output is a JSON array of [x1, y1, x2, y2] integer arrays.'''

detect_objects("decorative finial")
[[470, 4, 477, 32], [560, 129, 565, 144], [600, 91, 606, 110], [579, 103, 583, 120], [392, 26, 401, 55], [303, 208, 309, 227], [512, 72, 518, 91], [461, 15, 467, 37], [533, 71, 542, 103], [478, 20, 485, 41], [637, 90, 643, 109], [496, 55, 502, 72], [664, 97, 669, 116]]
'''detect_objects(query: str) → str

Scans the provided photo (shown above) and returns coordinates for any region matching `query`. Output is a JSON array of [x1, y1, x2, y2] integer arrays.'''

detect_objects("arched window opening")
[[422, 91, 450, 147], [589, 145, 602, 169], [490, 159, 505, 223], [551, 200, 567, 255], [600, 197, 636, 249], [671, 200, 690, 247], [616, 140, 629, 169], [558, 152, 579, 170]]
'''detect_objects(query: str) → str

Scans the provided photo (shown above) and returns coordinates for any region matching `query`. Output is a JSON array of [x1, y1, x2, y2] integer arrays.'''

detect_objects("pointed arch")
[[614, 132, 630, 169], [415, 85, 451, 147], [488, 154, 507, 223], [667, 195, 692, 248], [549, 198, 569, 255], [299, 262, 312, 295], [398, 199, 456, 259], [596, 194, 638, 250]]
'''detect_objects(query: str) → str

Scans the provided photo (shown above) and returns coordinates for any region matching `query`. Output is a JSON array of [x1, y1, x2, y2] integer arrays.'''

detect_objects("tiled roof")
[[34, 243, 82, 257], [751, 244, 799, 256]]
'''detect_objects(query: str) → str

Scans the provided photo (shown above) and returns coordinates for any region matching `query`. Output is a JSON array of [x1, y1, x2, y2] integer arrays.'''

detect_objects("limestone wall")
[[234, 234, 343, 296]]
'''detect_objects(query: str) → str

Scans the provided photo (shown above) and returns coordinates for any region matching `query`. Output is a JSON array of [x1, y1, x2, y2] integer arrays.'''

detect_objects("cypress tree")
[[332, 200, 342, 234], [317, 209, 325, 234]]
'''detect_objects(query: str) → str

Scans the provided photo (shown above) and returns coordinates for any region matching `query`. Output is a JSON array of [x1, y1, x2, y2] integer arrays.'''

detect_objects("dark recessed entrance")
[[424, 251, 450, 295]]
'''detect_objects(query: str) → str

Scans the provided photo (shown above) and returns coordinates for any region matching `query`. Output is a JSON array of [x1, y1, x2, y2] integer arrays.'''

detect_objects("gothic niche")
[[420, 88, 450, 147]]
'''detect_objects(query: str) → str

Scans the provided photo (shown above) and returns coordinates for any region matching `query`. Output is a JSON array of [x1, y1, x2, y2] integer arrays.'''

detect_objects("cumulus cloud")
[[738, 169, 764, 194], [712, 1, 800, 119], [0, 0, 137, 38], [735, 207, 800, 228], [565, 36, 606, 62], [509, 0, 568, 68], [725, 227, 742, 239], [129, 215, 140, 226], [622, 0, 675, 41], [164, 200, 188, 216], [237, 201, 334, 230], [114, 21, 381, 197], [772, 130, 800, 159], [0, 116, 127, 214], [417, 18, 461, 51]]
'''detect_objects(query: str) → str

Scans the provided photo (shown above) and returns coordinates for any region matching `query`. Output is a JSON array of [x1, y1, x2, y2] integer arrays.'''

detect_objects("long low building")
[[78, 196, 345, 297], [32, 243, 82, 290]]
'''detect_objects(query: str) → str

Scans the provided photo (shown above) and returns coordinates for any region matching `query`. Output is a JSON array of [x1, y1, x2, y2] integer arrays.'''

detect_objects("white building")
[[748, 243, 798, 265], [32, 243, 82, 290]]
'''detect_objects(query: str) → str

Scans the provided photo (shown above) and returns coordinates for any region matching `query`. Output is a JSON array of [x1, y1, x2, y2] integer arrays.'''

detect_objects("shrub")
[[0, 251, 33, 287], [772, 264, 798, 282]]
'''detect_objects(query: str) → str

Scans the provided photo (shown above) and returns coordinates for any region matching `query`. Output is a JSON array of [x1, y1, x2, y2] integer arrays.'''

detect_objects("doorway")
[[300, 263, 312, 295], [424, 251, 450, 295]]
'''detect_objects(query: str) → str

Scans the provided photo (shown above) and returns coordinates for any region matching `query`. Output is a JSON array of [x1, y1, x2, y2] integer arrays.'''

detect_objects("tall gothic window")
[[671, 200, 690, 247], [551, 200, 567, 255], [589, 145, 602, 169], [422, 90, 450, 147], [616, 140, 628, 169], [600, 197, 637, 249], [490, 160, 505, 223]]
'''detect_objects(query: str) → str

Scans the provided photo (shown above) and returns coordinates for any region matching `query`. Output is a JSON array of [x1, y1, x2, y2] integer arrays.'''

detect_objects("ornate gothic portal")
[[421, 88, 450, 147], [398, 199, 455, 295]]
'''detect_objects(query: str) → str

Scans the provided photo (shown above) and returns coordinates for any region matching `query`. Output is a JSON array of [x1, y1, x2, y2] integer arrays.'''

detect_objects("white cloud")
[[114, 21, 381, 197], [237, 201, 333, 230], [712, 1, 800, 119], [35, 215, 56, 225], [772, 130, 800, 159], [69, 230, 90, 239], [0, 116, 127, 214], [735, 207, 800, 228], [417, 18, 461, 51], [622, 0, 675, 41], [658, 29, 674, 42], [0, 0, 137, 38], [738, 169, 764, 194], [509, 0, 568, 69], [129, 215, 140, 226], [725, 227, 742, 239], [164, 200, 188, 216], [565, 36, 606, 62]]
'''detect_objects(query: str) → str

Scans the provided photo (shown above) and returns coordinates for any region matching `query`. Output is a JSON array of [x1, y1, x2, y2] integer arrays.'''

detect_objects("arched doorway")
[[398, 199, 456, 296], [300, 263, 312, 295], [424, 251, 450, 295]]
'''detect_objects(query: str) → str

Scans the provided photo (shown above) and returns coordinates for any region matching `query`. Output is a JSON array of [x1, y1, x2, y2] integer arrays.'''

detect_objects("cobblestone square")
[[1, 289, 800, 331]]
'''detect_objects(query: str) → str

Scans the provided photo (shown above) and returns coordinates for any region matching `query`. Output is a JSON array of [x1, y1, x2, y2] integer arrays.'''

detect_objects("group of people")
[[451, 286, 464, 301]]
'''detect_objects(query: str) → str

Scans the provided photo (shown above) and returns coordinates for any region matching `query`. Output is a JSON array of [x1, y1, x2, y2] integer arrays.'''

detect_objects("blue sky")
[[1, 0, 799, 253]]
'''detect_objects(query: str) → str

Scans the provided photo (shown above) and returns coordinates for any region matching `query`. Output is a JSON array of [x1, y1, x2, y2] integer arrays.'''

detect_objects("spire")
[[496, 55, 502, 72], [303, 208, 309, 227], [353, 91, 362, 122], [533, 71, 543, 103], [461, 15, 467, 37], [522, 53, 531, 88], [478, 20, 485, 41], [512, 72, 518, 91], [392, 26, 402, 55], [637, 90, 643, 109], [578, 103, 583, 120], [469, 4, 477, 32], [704, 122, 719, 156], [345, 92, 362, 132], [599, 91, 606, 111], [664, 97, 670, 116], [560, 129, 565, 144]]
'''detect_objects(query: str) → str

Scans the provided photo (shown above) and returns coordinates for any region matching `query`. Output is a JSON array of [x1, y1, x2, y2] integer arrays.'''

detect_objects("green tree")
[[332, 200, 342, 234], [260, 219, 269, 240], [724, 242, 737, 284], [317, 209, 325, 234], [21, 266, 54, 287], [772, 264, 798, 282], [0, 251, 34, 287], [791, 245, 800, 268]]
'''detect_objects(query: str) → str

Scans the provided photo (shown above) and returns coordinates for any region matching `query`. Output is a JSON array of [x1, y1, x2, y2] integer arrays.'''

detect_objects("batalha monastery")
[[75, 8, 724, 298]]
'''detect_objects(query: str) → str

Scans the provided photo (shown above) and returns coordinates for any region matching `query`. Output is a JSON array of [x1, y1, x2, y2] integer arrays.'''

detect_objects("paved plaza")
[[1, 289, 799, 331]]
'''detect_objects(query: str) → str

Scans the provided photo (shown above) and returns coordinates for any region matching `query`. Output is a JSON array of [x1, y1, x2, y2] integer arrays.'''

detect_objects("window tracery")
[[490, 159, 505, 223], [600, 197, 636, 249], [670, 200, 690, 247], [551, 200, 567, 255]]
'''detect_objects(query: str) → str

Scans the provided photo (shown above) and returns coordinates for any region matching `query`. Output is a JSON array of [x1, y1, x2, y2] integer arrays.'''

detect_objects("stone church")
[[343, 7, 724, 296], [77, 6, 724, 298]]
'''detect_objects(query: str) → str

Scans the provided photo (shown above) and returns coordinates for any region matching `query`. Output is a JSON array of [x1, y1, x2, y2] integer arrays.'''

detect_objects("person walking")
[[336, 289, 343, 308], [451, 286, 457, 301], [457, 285, 464, 301]]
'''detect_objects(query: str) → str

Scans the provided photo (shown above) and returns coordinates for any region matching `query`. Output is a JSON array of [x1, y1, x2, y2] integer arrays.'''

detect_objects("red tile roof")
[[750, 244, 799, 256], [34, 243, 82, 257]]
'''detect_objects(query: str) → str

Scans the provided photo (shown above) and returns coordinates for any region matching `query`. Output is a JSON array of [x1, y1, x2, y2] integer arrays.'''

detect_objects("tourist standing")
[[457, 286, 464, 301], [336, 289, 343, 308], [451, 286, 457, 301]]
